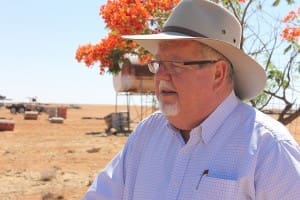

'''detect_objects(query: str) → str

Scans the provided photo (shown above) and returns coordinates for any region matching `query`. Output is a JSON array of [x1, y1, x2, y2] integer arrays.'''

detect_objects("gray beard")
[[159, 101, 179, 116]]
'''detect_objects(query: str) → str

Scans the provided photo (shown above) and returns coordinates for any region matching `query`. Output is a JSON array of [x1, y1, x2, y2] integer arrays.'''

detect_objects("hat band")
[[162, 26, 207, 38]]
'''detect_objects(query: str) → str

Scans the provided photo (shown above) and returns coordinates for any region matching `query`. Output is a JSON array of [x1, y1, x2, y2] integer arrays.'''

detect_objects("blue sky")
[[0, 0, 114, 104], [0, 0, 298, 105]]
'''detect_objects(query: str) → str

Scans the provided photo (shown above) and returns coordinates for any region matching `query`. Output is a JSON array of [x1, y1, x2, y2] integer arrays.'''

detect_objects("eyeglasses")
[[148, 59, 221, 74]]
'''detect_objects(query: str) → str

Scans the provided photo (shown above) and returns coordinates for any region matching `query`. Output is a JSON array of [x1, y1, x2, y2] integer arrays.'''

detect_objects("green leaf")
[[282, 80, 289, 89], [272, 0, 294, 6], [284, 44, 292, 54], [253, 93, 268, 107], [258, 3, 262, 10], [286, 0, 295, 4], [272, 0, 280, 6]]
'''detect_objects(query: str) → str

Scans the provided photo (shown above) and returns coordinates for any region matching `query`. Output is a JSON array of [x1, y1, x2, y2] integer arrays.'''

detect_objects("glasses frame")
[[148, 59, 221, 74]]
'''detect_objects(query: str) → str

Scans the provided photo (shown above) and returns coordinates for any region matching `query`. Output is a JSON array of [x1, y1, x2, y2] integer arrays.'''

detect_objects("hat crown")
[[163, 0, 242, 48], [122, 0, 267, 100]]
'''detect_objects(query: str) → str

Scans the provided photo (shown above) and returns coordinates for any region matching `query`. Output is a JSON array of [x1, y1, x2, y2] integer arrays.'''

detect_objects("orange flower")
[[100, 0, 150, 35], [76, 0, 180, 74], [281, 7, 300, 42], [282, 26, 300, 41], [283, 11, 297, 22]]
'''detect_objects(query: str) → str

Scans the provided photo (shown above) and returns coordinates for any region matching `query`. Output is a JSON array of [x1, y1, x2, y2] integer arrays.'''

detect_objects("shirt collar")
[[165, 91, 239, 143], [199, 91, 240, 144]]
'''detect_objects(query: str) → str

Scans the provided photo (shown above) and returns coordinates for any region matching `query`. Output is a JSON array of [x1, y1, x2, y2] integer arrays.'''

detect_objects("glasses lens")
[[148, 61, 159, 73]]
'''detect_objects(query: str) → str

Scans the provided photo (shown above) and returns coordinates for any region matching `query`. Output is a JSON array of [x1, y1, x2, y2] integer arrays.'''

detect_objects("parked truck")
[[5, 97, 47, 114]]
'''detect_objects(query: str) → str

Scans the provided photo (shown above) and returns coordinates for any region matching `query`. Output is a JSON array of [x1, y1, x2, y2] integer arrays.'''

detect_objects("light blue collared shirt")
[[84, 92, 300, 200]]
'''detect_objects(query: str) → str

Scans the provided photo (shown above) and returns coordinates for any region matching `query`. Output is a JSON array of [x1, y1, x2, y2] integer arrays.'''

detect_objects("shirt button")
[[182, 148, 188, 153], [173, 182, 179, 188]]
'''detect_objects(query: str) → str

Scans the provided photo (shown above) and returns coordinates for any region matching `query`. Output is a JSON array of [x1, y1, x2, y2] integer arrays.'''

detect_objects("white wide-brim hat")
[[123, 0, 266, 100]]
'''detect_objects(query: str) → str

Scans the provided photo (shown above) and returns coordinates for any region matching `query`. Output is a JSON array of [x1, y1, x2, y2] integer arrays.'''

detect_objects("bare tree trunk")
[[279, 107, 300, 125]]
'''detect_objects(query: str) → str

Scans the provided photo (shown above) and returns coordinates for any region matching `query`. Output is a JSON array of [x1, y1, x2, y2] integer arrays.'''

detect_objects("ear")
[[212, 60, 228, 91]]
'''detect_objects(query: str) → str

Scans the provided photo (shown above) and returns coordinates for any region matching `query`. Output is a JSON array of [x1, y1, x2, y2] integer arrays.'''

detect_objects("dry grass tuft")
[[41, 192, 64, 200], [86, 147, 101, 153], [40, 169, 56, 182]]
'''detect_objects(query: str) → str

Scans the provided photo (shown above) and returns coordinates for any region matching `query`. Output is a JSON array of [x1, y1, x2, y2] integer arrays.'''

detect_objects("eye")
[[171, 62, 184, 73], [171, 62, 183, 67]]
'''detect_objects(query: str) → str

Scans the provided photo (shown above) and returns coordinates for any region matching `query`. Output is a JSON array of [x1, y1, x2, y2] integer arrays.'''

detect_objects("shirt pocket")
[[192, 175, 239, 200]]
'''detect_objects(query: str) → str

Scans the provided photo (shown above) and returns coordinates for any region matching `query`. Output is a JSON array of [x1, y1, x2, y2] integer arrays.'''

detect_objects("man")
[[84, 0, 300, 199]]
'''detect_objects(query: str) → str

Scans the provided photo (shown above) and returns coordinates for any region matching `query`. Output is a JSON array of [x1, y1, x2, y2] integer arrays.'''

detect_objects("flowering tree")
[[274, 6, 299, 124], [76, 0, 299, 124], [209, 0, 299, 125], [76, 0, 179, 74]]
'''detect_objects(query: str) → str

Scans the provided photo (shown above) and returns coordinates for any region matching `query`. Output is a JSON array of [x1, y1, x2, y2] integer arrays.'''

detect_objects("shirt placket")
[[166, 137, 198, 200]]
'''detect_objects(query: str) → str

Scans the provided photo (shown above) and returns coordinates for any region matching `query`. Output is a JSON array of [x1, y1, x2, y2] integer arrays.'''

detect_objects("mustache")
[[159, 81, 175, 91]]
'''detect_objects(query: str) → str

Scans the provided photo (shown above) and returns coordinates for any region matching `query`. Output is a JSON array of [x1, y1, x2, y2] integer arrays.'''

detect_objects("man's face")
[[154, 40, 219, 130]]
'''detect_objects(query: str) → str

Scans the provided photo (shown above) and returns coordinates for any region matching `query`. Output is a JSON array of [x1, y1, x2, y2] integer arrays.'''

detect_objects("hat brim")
[[123, 32, 266, 100]]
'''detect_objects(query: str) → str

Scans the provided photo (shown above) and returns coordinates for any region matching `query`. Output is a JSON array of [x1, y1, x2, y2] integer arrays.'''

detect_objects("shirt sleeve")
[[81, 115, 151, 200], [82, 129, 139, 200], [255, 139, 300, 199], [82, 149, 126, 200]]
